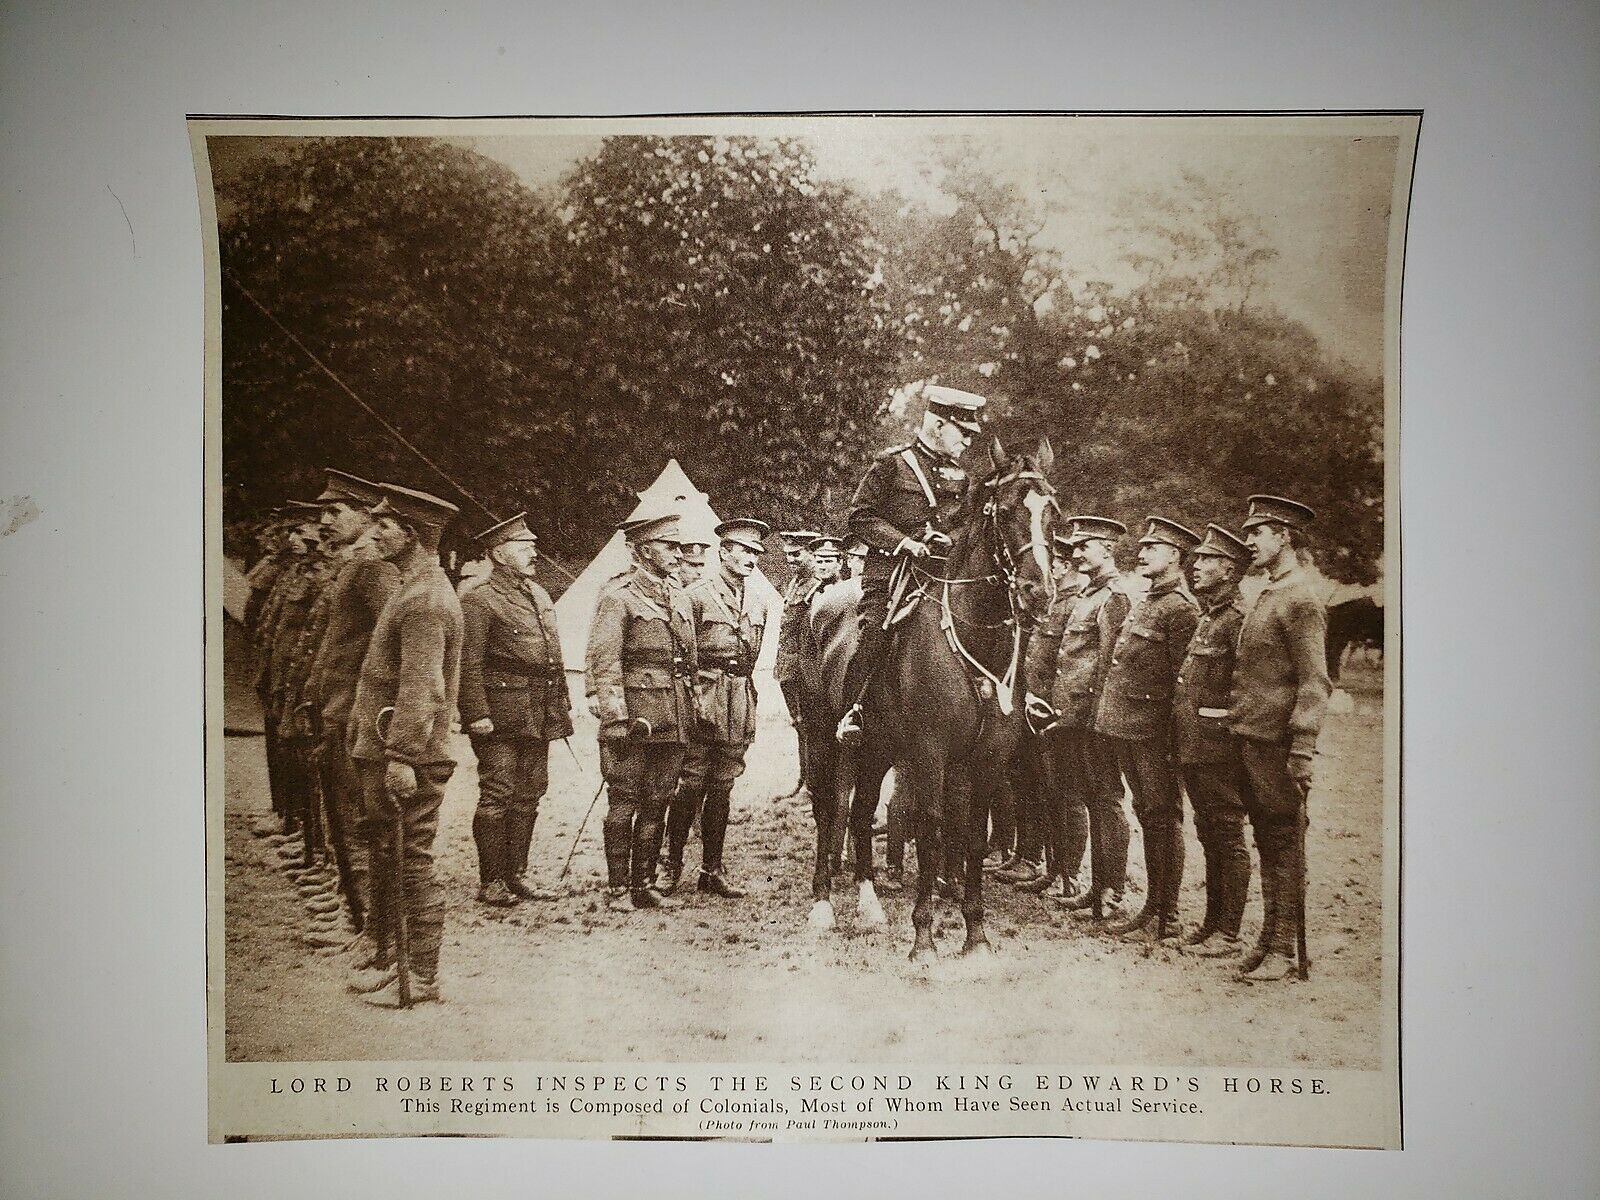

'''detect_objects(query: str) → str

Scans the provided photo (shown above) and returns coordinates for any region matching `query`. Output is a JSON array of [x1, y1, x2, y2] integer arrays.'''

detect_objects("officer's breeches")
[[1239, 737, 1304, 957], [1180, 760, 1250, 938], [1111, 734, 1185, 919], [470, 737, 551, 884], [320, 721, 370, 919], [600, 740, 685, 890], [1058, 728, 1129, 894], [1038, 731, 1089, 881], [669, 740, 749, 872], [357, 760, 453, 980]]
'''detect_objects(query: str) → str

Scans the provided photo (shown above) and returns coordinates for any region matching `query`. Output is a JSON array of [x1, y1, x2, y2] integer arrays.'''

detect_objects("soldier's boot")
[[471, 806, 509, 894], [1192, 816, 1252, 956], [697, 789, 744, 897], [605, 887, 634, 913], [1239, 823, 1287, 975], [1238, 827, 1298, 981], [362, 974, 441, 1007], [1108, 827, 1162, 937], [1184, 820, 1220, 946], [835, 621, 890, 746], [506, 804, 538, 883], [601, 791, 635, 895], [662, 787, 703, 894], [1157, 820, 1185, 941], [1018, 870, 1058, 894]]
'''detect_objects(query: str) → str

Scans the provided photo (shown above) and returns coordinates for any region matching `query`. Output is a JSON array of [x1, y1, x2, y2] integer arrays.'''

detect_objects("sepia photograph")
[[198, 113, 1413, 1145]]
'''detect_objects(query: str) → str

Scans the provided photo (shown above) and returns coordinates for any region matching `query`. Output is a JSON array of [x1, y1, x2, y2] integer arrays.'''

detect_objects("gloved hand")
[[1025, 692, 1054, 722], [923, 530, 953, 555], [468, 718, 494, 735], [896, 536, 932, 559]]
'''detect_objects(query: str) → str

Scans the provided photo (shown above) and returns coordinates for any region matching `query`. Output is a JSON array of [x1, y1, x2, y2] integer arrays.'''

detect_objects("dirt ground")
[[223, 661, 1386, 1068]]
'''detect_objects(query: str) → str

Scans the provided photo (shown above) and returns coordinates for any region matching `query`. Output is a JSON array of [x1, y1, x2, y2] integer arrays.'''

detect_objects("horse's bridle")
[[979, 466, 1057, 632]]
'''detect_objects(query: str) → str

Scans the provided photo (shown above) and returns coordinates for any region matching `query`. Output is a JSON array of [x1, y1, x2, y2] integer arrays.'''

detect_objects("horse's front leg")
[[853, 752, 887, 927], [960, 770, 993, 957], [907, 757, 944, 962], [807, 750, 849, 930]]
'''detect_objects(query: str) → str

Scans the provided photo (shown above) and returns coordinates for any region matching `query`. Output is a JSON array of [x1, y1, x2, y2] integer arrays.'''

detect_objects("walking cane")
[[1295, 779, 1311, 982], [560, 777, 608, 882], [375, 707, 411, 1009]]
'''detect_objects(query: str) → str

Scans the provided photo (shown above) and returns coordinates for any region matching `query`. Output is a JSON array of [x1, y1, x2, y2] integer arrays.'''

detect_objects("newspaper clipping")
[[198, 113, 1413, 1147]]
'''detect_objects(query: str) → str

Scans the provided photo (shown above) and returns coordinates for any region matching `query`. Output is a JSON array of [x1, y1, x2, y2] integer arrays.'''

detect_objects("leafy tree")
[[218, 136, 590, 553], [557, 135, 900, 532]]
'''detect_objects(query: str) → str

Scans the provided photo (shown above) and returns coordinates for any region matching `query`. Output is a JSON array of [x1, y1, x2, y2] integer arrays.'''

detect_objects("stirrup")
[[835, 705, 864, 747]]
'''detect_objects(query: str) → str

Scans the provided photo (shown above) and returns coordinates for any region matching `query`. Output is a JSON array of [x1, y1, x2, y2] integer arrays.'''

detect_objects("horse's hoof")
[[958, 940, 994, 959], [909, 942, 938, 964], [807, 900, 836, 931], [858, 885, 887, 927]]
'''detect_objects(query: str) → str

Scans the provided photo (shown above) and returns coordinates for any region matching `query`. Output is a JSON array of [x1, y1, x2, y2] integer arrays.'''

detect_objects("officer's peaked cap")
[[1193, 524, 1251, 565], [316, 468, 384, 506], [715, 518, 770, 554], [621, 508, 683, 545], [1064, 515, 1127, 545], [1139, 516, 1202, 552], [923, 384, 986, 433], [477, 512, 538, 548], [370, 483, 460, 531], [1242, 494, 1316, 531]]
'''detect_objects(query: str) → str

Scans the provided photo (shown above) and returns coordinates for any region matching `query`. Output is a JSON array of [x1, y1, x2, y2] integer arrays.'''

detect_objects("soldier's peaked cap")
[[315, 468, 384, 506], [620, 508, 683, 545], [1139, 516, 1202, 552], [923, 384, 986, 432], [715, 518, 770, 553], [1064, 515, 1128, 545], [1194, 524, 1251, 565], [1242, 494, 1316, 530], [778, 528, 823, 544], [476, 512, 538, 548], [807, 534, 843, 556], [370, 483, 460, 530]]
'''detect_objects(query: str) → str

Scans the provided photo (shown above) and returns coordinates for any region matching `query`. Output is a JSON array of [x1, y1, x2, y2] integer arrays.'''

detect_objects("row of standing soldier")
[[243, 469, 781, 1008]]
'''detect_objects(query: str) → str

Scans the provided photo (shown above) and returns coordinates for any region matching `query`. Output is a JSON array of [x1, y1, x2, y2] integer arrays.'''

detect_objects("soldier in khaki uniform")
[[585, 510, 698, 912], [1229, 495, 1331, 982], [458, 514, 573, 907], [345, 484, 463, 1007], [1025, 516, 1134, 921], [663, 518, 772, 898], [1096, 517, 1201, 942], [1172, 524, 1253, 958]]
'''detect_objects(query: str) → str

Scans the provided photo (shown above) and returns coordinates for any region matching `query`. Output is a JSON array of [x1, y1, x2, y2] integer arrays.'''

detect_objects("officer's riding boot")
[[601, 791, 635, 909], [1158, 819, 1185, 939], [1192, 841, 1249, 956], [1240, 822, 1297, 981], [1184, 816, 1217, 945], [697, 789, 744, 898], [836, 622, 889, 746], [631, 797, 680, 910], [472, 809, 516, 906], [662, 787, 702, 894]]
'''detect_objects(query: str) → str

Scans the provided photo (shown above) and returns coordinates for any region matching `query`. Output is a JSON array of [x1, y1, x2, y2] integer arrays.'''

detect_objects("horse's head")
[[973, 434, 1058, 627]]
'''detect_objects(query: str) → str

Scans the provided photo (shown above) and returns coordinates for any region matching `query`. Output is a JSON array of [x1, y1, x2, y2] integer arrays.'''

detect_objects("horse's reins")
[[911, 466, 1056, 718]]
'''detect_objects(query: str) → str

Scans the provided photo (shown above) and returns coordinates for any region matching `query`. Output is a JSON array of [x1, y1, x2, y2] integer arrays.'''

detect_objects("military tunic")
[[1095, 575, 1197, 929], [1172, 583, 1251, 940], [585, 563, 698, 892], [847, 438, 968, 594], [459, 566, 572, 888], [1230, 562, 1331, 961], [667, 566, 771, 877], [346, 552, 464, 983], [301, 544, 401, 926], [1033, 570, 1131, 900]]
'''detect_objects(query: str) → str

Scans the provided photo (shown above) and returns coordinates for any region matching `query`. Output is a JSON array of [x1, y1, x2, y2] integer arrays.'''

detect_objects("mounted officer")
[[585, 508, 698, 912], [663, 517, 772, 898], [835, 384, 986, 746], [458, 513, 572, 908]]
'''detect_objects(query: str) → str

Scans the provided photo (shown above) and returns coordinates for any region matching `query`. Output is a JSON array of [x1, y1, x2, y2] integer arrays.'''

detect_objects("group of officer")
[[242, 381, 1334, 1004], [244, 466, 782, 1007], [819, 385, 1331, 983]]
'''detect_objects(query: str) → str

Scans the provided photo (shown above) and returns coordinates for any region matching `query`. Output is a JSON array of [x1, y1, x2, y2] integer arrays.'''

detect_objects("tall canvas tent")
[[553, 460, 785, 691]]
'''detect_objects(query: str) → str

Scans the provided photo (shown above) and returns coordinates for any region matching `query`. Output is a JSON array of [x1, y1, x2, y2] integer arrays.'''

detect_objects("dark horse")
[[815, 438, 1057, 959]]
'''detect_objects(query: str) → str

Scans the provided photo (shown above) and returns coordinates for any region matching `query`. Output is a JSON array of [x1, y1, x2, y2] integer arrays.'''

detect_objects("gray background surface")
[[1, 0, 1596, 1195]]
